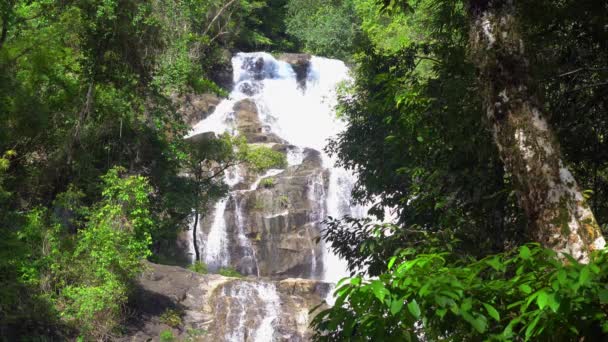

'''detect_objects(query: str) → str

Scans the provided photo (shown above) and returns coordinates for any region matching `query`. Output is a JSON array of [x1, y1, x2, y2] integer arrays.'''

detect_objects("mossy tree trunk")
[[468, 0, 605, 261]]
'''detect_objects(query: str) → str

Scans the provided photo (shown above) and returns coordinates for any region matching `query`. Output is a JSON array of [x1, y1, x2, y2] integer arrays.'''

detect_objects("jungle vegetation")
[[1, 0, 607, 340]]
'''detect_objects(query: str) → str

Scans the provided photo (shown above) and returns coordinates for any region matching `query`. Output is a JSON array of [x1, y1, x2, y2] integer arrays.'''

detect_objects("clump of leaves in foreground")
[[312, 243, 608, 341]]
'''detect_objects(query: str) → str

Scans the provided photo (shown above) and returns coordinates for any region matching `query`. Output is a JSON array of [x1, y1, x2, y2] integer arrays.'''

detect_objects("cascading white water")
[[222, 281, 281, 342], [203, 167, 242, 270], [190, 52, 358, 281], [306, 171, 327, 278], [189, 51, 364, 339], [233, 194, 260, 276], [252, 282, 281, 341], [204, 198, 230, 269]]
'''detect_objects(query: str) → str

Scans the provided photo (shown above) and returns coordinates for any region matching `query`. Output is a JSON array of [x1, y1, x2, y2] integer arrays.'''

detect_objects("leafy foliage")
[[160, 329, 175, 342], [218, 267, 245, 278], [159, 309, 183, 328], [285, 0, 361, 60], [313, 243, 608, 341], [260, 177, 276, 188], [188, 261, 209, 274], [315, 0, 608, 340], [1, 168, 154, 339]]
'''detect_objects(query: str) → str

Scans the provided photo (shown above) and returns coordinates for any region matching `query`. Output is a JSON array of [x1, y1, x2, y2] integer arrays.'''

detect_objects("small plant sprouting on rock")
[[260, 177, 276, 188], [253, 198, 265, 210], [188, 261, 208, 274], [160, 329, 175, 342], [218, 267, 244, 278], [159, 309, 182, 328], [185, 328, 207, 341], [278, 195, 290, 208]]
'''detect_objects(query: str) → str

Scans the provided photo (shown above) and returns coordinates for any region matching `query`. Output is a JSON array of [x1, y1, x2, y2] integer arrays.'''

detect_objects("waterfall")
[[188, 52, 364, 340], [234, 194, 260, 276], [252, 283, 281, 341], [222, 281, 280, 342], [204, 198, 230, 270]]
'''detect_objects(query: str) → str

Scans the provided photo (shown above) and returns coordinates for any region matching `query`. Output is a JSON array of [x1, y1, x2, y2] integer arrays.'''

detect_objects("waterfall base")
[[119, 262, 331, 342]]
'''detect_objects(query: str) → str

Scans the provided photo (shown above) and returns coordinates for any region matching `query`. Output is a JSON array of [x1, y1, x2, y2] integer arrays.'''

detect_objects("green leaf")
[[370, 280, 390, 302], [557, 270, 567, 285], [547, 294, 560, 313], [436, 308, 448, 318], [525, 314, 541, 340], [463, 312, 487, 333], [483, 303, 500, 321], [486, 256, 504, 271], [579, 267, 591, 286], [416, 136, 424, 142], [407, 299, 421, 318], [388, 256, 397, 270], [519, 284, 532, 294], [536, 291, 548, 309], [519, 246, 531, 260], [390, 298, 404, 315], [599, 289, 608, 304]]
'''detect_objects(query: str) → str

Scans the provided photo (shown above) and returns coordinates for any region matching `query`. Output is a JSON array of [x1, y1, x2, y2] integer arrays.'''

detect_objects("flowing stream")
[[188, 52, 364, 341]]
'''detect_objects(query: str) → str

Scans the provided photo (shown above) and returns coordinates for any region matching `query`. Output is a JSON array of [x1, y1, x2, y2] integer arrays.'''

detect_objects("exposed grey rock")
[[174, 93, 222, 127], [276, 53, 311, 89], [233, 99, 285, 144], [197, 147, 328, 279], [210, 48, 234, 91]]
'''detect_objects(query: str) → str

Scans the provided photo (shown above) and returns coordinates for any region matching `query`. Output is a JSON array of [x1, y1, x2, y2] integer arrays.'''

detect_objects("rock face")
[[221, 148, 326, 278], [233, 99, 284, 144], [121, 262, 329, 341], [196, 97, 328, 278], [174, 93, 222, 127], [276, 53, 311, 89]]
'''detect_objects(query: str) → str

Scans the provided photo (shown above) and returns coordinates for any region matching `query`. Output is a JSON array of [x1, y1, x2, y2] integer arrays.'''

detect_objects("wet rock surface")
[[120, 262, 329, 341], [233, 99, 284, 144], [276, 54, 311, 89]]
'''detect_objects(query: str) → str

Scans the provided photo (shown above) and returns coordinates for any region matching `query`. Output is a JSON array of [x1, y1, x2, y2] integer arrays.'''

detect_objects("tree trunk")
[[468, 0, 605, 262], [193, 208, 200, 262]]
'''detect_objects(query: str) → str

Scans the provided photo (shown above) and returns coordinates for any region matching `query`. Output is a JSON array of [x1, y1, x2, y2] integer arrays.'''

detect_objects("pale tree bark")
[[468, 0, 605, 262]]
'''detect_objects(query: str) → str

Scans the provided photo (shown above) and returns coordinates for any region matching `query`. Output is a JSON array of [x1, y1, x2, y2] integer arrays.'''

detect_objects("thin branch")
[[202, 0, 238, 37], [414, 55, 442, 64], [555, 67, 608, 78], [565, 81, 608, 94]]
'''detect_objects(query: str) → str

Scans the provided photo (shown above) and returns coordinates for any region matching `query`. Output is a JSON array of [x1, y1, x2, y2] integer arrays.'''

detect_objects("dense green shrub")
[[313, 243, 608, 341], [285, 0, 360, 60]]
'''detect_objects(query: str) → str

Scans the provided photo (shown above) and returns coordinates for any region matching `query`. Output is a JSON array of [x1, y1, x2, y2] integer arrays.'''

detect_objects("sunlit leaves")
[[313, 245, 608, 340]]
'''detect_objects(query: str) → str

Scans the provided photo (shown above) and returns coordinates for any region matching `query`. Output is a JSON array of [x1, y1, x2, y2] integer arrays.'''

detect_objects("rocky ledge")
[[120, 262, 330, 341]]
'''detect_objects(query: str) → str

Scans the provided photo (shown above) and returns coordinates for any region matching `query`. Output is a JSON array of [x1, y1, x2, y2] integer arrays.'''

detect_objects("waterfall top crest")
[[190, 52, 351, 154]]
